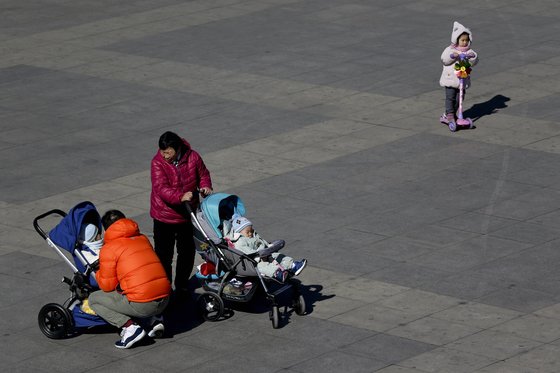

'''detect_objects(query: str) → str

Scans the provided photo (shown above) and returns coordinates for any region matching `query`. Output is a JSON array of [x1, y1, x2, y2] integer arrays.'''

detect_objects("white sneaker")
[[115, 323, 146, 349], [147, 315, 164, 338]]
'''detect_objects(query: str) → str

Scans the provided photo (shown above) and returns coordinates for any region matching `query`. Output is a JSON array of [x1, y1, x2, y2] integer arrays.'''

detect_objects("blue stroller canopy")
[[49, 201, 102, 253], [200, 193, 245, 237]]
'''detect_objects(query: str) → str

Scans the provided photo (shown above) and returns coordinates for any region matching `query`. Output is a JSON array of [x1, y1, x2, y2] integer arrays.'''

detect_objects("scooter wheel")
[[468, 118, 474, 129], [449, 121, 457, 132]]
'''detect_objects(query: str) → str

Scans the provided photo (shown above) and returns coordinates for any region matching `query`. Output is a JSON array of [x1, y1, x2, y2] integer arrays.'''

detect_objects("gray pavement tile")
[[436, 212, 520, 235], [1, 332, 62, 366], [509, 161, 560, 189], [0, 64, 52, 85], [378, 289, 461, 316], [131, 340, 241, 371], [399, 346, 497, 373], [505, 344, 560, 372], [411, 235, 533, 273], [329, 303, 420, 333], [489, 221, 560, 245], [262, 315, 379, 349], [375, 366, 431, 373], [475, 361, 546, 373], [475, 285, 558, 313], [87, 359, 167, 373], [367, 237, 436, 261], [366, 262, 455, 289], [431, 301, 522, 329], [420, 272, 502, 301], [533, 302, 560, 319], [490, 314, 560, 343], [506, 94, 560, 120], [474, 238, 560, 283], [475, 195, 558, 221], [401, 225, 478, 248], [388, 315, 481, 346], [446, 329, 542, 360], [291, 350, 389, 373], [329, 277, 408, 303], [0, 289, 75, 335], [411, 248, 502, 273], [342, 333, 436, 365], [7, 347, 116, 373], [292, 240, 398, 276]]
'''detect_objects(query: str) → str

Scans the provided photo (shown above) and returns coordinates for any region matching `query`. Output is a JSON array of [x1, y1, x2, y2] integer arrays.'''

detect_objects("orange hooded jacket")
[[96, 218, 171, 302]]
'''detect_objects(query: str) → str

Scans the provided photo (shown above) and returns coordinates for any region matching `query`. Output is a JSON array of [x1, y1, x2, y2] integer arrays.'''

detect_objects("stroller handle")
[[33, 209, 66, 239]]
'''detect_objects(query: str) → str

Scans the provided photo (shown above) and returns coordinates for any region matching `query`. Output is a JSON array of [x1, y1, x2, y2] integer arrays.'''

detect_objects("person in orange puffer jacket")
[[89, 210, 171, 349]]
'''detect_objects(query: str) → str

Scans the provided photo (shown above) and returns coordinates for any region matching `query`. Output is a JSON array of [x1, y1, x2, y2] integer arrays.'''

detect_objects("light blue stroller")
[[187, 193, 306, 329]]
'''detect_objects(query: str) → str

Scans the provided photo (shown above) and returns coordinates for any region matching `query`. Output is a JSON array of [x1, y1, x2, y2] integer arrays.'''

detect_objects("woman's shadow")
[[464, 94, 510, 123]]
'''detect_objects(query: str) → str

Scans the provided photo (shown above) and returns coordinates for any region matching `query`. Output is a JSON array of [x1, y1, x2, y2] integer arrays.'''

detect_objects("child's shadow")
[[464, 94, 510, 122]]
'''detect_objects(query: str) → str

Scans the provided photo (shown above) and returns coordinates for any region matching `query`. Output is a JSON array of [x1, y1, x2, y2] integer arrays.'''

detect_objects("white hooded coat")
[[439, 21, 479, 89]]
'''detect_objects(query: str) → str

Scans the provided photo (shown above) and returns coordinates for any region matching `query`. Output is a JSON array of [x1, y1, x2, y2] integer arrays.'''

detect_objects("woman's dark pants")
[[153, 219, 195, 290]]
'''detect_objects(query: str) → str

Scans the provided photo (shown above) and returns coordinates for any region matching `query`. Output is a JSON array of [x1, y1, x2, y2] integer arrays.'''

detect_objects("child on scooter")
[[439, 21, 479, 125]]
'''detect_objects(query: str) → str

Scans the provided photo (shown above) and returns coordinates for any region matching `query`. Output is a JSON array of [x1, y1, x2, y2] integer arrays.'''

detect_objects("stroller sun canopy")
[[49, 201, 102, 253], [200, 193, 245, 238]]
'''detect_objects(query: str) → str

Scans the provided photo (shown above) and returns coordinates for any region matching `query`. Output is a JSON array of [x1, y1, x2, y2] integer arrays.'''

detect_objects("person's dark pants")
[[445, 86, 465, 115], [153, 219, 195, 290]]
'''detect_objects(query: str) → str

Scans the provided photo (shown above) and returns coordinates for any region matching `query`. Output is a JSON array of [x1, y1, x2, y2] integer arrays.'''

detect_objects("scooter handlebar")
[[458, 53, 475, 61]]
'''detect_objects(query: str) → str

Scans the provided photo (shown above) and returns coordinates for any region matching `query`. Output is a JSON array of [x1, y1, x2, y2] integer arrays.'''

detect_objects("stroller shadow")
[[277, 283, 335, 328], [464, 94, 510, 123], [201, 281, 335, 329]]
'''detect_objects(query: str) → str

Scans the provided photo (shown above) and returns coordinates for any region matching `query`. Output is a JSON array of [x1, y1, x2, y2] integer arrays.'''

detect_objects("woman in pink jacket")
[[150, 131, 213, 296]]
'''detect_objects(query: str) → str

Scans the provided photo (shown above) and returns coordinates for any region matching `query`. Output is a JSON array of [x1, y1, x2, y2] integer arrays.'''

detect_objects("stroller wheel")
[[269, 305, 280, 329], [294, 294, 306, 316], [38, 303, 73, 339], [197, 292, 224, 322]]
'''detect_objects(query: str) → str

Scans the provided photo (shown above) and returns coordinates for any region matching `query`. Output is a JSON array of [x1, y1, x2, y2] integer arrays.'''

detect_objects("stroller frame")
[[33, 203, 107, 339], [188, 194, 306, 328]]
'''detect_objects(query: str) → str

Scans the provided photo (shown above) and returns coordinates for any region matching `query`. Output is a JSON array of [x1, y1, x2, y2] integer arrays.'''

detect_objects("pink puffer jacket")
[[150, 139, 212, 224]]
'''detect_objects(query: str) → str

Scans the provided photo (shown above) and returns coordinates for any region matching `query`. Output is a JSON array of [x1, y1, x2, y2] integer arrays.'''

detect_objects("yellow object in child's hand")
[[81, 298, 97, 315]]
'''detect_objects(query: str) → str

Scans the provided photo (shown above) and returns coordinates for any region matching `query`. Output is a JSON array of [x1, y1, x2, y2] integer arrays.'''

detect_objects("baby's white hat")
[[232, 214, 252, 233], [80, 224, 99, 242]]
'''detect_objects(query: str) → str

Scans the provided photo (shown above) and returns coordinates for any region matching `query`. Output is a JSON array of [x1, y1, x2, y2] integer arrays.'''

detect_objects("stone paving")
[[2, 0, 560, 372]]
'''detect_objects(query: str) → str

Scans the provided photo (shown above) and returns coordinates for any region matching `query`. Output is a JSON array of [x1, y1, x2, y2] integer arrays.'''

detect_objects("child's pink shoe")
[[440, 113, 455, 124]]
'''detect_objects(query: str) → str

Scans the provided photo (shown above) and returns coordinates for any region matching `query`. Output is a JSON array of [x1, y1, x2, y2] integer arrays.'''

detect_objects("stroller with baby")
[[189, 193, 306, 329], [33, 201, 108, 339]]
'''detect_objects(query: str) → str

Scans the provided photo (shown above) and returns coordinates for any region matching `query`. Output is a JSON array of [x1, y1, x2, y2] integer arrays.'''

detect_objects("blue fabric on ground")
[[72, 306, 107, 328]]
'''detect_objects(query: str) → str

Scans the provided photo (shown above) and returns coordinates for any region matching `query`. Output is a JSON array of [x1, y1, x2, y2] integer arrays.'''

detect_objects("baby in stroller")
[[79, 223, 103, 270], [226, 214, 307, 282], [191, 193, 307, 328]]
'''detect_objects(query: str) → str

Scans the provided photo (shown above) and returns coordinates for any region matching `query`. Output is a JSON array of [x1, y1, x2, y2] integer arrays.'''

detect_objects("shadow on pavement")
[[464, 94, 510, 122]]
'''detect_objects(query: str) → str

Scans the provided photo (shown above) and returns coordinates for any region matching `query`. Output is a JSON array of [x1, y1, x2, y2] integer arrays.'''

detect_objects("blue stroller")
[[189, 193, 306, 329], [33, 201, 108, 339]]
